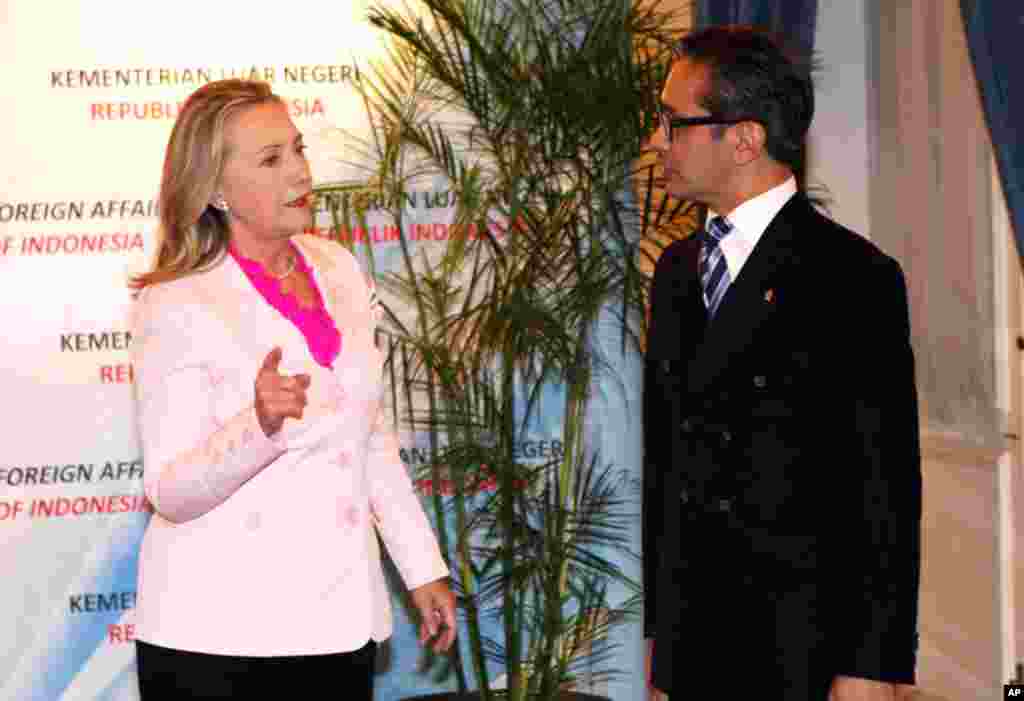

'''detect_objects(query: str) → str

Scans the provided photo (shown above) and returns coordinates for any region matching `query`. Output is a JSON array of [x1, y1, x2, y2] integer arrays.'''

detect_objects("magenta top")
[[229, 242, 342, 368]]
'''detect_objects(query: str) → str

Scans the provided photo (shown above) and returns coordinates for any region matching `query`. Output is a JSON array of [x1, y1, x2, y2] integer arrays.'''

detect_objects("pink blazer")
[[131, 234, 448, 656]]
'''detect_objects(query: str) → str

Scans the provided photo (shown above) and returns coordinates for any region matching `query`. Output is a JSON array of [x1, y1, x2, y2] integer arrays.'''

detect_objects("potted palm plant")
[[314, 1, 696, 699]]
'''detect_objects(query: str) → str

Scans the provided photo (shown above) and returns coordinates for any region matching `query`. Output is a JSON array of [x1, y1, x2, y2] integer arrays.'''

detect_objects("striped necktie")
[[700, 216, 733, 318]]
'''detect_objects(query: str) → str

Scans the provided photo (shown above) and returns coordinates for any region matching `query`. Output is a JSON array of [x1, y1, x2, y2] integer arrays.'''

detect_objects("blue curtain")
[[961, 2, 1024, 260], [695, 0, 818, 53]]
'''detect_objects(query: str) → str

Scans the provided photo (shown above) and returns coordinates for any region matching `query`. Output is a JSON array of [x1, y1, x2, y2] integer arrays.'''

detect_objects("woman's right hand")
[[254, 347, 310, 437]]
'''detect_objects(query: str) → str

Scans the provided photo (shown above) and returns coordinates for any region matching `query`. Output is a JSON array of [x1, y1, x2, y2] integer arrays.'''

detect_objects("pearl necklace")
[[270, 255, 296, 280]]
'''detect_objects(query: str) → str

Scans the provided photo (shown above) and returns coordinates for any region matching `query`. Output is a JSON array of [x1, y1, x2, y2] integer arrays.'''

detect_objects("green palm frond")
[[315, 1, 693, 698]]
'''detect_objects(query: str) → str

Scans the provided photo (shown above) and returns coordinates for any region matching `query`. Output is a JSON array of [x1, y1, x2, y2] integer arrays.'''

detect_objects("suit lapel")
[[291, 236, 342, 319], [686, 196, 804, 395], [677, 235, 709, 351], [191, 254, 267, 367], [194, 244, 316, 372]]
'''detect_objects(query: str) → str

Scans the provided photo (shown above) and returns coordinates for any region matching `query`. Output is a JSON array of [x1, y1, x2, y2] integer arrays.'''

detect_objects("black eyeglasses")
[[656, 104, 755, 142]]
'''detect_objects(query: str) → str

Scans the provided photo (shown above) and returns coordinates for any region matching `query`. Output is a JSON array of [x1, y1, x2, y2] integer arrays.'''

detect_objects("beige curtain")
[[867, 0, 999, 447]]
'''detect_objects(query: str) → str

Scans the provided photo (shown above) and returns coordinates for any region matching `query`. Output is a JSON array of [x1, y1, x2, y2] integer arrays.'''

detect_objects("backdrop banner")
[[0, 2, 643, 700]]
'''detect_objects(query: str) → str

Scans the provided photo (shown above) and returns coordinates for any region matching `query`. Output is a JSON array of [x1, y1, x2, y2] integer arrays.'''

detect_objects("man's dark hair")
[[674, 25, 815, 173]]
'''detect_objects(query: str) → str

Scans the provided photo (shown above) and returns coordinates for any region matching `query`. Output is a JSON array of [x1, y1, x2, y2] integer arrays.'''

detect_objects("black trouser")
[[136, 640, 376, 700]]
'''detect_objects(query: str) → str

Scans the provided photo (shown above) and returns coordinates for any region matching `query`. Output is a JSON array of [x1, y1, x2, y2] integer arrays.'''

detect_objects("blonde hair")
[[131, 79, 280, 289]]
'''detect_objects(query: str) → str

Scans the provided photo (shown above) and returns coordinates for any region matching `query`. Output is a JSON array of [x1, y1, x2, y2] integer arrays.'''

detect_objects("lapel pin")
[[764, 288, 775, 303]]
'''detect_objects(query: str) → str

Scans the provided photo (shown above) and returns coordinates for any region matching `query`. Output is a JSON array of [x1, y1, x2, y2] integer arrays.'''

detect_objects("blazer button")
[[680, 488, 690, 504], [753, 375, 767, 388], [721, 430, 732, 443], [681, 418, 693, 433], [717, 498, 732, 513]]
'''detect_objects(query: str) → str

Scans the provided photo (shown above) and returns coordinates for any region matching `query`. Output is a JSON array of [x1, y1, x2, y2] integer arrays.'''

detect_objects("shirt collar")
[[707, 176, 797, 279]]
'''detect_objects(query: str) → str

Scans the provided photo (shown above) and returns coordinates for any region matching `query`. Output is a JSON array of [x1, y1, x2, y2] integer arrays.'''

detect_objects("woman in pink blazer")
[[130, 79, 455, 699]]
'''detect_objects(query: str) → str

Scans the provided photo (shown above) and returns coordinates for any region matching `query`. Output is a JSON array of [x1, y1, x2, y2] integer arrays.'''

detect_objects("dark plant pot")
[[402, 694, 608, 701]]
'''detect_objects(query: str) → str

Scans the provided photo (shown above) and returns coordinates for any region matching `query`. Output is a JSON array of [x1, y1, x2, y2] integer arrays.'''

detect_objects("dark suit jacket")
[[643, 194, 921, 697]]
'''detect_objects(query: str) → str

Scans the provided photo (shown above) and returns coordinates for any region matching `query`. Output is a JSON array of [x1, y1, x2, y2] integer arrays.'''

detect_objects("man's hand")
[[644, 638, 663, 701], [829, 675, 911, 701], [409, 578, 457, 653]]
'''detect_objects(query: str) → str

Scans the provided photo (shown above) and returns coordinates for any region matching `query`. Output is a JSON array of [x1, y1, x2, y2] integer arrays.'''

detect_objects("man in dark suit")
[[643, 26, 921, 701]]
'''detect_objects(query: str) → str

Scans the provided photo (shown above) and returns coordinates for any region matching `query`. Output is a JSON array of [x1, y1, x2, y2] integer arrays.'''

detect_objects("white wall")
[[807, 0, 873, 237]]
